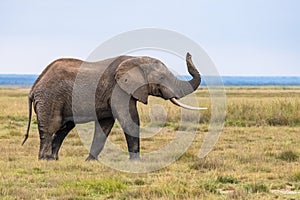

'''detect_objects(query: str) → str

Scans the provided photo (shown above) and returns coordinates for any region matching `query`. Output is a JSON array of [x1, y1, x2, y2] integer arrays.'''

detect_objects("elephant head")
[[115, 52, 206, 110]]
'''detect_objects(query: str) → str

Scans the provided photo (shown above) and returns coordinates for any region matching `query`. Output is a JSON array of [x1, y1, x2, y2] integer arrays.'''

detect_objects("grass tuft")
[[201, 180, 220, 194], [217, 176, 239, 184], [133, 179, 145, 186], [244, 182, 269, 193], [32, 167, 47, 175], [277, 150, 299, 162], [190, 157, 224, 171]]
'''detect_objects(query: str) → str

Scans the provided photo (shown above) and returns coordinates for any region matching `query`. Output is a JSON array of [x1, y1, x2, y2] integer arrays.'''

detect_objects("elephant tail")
[[22, 96, 33, 145]]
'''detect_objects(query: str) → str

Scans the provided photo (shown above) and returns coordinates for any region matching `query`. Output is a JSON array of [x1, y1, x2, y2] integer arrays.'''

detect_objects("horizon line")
[[1, 73, 300, 77]]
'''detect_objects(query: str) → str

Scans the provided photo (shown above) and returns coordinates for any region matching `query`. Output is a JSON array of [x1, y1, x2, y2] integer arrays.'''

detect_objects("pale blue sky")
[[0, 0, 299, 76]]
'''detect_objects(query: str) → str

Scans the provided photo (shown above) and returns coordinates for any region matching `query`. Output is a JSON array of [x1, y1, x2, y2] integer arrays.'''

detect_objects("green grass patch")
[[61, 179, 127, 197], [32, 167, 47, 175]]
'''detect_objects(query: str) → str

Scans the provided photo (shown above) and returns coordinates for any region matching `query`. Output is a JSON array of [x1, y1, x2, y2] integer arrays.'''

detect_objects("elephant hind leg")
[[39, 130, 55, 160], [38, 122, 61, 160], [36, 105, 63, 160], [52, 121, 75, 160]]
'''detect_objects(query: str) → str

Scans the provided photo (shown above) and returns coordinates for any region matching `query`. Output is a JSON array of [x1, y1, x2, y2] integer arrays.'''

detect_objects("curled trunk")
[[174, 53, 201, 98]]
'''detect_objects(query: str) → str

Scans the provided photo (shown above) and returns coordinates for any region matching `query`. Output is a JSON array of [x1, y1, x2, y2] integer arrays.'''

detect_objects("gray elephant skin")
[[22, 53, 202, 161]]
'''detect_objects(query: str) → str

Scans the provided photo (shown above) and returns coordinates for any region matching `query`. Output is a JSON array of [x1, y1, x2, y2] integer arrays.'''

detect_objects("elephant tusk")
[[170, 98, 207, 110]]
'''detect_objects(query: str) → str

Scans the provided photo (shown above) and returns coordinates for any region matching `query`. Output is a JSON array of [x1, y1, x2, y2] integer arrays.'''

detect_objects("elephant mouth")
[[148, 84, 207, 111], [159, 85, 178, 100]]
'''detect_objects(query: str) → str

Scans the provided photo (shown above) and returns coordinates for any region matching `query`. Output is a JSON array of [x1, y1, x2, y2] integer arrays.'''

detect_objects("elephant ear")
[[115, 57, 149, 104]]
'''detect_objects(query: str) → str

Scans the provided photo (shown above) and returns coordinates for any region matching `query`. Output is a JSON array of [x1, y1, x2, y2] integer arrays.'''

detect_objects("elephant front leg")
[[113, 98, 141, 160], [124, 132, 140, 160], [86, 117, 115, 161]]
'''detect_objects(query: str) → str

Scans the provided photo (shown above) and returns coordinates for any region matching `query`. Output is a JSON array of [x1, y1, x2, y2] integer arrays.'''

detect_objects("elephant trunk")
[[174, 53, 201, 98], [168, 53, 206, 110]]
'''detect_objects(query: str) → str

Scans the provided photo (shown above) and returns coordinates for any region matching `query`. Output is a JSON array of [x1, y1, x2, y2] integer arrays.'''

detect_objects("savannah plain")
[[0, 87, 300, 199]]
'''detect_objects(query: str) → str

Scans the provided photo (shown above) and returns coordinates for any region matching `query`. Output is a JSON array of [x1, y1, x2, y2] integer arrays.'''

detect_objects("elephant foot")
[[129, 152, 140, 161], [85, 154, 98, 161], [38, 154, 56, 161]]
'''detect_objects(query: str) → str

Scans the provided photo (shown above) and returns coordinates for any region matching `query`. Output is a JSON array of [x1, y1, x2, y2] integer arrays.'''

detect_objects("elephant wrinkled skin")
[[22, 53, 203, 160]]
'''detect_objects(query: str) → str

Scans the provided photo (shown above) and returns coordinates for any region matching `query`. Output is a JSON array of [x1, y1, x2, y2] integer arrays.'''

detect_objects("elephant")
[[22, 52, 205, 160]]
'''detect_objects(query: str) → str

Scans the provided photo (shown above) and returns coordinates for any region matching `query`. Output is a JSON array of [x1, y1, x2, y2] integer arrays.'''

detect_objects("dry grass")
[[0, 87, 300, 199]]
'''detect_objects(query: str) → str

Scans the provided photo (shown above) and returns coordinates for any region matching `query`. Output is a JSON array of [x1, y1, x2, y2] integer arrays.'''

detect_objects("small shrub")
[[277, 150, 299, 162]]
